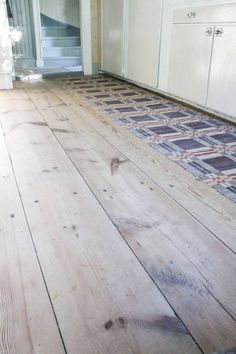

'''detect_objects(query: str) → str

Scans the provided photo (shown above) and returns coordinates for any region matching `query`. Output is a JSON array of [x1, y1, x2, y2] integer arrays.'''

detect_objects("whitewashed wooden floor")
[[0, 79, 236, 354]]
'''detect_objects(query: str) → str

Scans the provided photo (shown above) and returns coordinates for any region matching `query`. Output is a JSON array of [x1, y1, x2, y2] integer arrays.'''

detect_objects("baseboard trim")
[[0, 74, 13, 89], [100, 70, 236, 126]]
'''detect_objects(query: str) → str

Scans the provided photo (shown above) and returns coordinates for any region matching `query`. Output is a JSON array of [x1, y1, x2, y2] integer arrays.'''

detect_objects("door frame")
[[32, 0, 92, 74], [80, 0, 92, 74], [32, 0, 43, 67], [0, 0, 13, 89]]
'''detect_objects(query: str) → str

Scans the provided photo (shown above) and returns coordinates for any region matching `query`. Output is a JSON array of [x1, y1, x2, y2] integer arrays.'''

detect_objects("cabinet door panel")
[[168, 24, 213, 105], [125, 0, 162, 88], [207, 25, 236, 119], [102, 0, 124, 76]]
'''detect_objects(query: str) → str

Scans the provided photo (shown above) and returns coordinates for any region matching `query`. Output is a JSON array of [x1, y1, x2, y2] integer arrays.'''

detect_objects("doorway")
[[39, 0, 82, 75], [9, 0, 82, 78], [8, 0, 93, 79]]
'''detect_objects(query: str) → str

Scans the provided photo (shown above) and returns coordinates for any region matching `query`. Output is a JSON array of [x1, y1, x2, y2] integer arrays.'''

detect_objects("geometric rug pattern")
[[56, 75, 236, 203]]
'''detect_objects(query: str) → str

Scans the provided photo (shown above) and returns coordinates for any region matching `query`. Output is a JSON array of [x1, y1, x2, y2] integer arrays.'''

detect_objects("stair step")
[[42, 36, 80, 47], [43, 57, 82, 68], [43, 46, 81, 58], [41, 26, 80, 37]]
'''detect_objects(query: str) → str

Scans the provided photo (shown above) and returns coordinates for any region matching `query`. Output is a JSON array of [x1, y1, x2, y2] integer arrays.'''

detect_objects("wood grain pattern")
[[0, 87, 200, 354], [24, 81, 236, 353], [0, 96, 65, 354], [45, 79, 236, 253]]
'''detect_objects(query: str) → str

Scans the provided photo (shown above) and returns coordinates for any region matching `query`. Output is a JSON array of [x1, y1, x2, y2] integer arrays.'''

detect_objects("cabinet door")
[[101, 0, 124, 76], [125, 0, 162, 88], [207, 25, 236, 119], [168, 24, 213, 105]]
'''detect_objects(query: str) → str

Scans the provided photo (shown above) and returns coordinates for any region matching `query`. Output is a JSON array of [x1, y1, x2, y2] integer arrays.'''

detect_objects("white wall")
[[101, 0, 162, 86], [159, 0, 236, 92], [40, 0, 80, 27], [0, 0, 13, 89], [124, 0, 162, 87], [102, 0, 124, 76]]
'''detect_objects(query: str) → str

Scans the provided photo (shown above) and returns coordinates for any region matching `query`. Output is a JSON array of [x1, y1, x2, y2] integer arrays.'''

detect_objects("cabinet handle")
[[205, 28, 213, 36], [187, 12, 196, 18], [215, 28, 223, 37]]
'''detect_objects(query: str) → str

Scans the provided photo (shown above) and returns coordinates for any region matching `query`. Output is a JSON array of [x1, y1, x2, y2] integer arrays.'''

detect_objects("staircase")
[[41, 14, 82, 68]]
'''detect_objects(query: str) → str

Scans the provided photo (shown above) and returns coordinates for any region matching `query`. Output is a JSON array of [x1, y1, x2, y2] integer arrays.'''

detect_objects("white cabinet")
[[125, 0, 161, 88], [168, 4, 236, 119], [168, 24, 213, 105], [101, 0, 162, 88], [101, 0, 124, 76], [101, 2, 236, 120], [207, 25, 236, 118]]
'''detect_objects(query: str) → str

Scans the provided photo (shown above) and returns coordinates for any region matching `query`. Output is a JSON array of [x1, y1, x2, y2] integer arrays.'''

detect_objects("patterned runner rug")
[[56, 75, 236, 203]]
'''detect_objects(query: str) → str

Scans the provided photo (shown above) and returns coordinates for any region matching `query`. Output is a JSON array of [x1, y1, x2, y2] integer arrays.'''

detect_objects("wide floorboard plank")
[[0, 102, 65, 354]]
